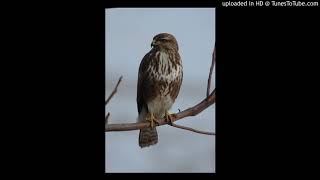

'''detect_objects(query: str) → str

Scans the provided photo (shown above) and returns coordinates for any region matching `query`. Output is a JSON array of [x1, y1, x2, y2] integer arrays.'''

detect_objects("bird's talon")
[[165, 111, 173, 125], [146, 113, 156, 128]]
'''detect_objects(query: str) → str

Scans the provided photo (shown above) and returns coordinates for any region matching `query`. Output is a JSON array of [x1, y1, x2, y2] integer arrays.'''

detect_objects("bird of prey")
[[137, 33, 183, 148]]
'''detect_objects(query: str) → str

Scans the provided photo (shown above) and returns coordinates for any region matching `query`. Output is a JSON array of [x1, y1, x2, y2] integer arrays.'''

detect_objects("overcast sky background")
[[106, 8, 215, 173]]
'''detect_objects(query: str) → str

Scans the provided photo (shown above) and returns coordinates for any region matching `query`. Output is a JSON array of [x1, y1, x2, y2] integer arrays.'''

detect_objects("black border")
[[17, 0, 319, 176]]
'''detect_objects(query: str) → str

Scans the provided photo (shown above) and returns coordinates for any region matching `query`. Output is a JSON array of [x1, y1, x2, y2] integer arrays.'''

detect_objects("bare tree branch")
[[105, 46, 216, 136], [105, 76, 123, 106], [105, 76, 123, 124], [207, 46, 215, 98], [105, 89, 215, 134], [169, 122, 215, 135]]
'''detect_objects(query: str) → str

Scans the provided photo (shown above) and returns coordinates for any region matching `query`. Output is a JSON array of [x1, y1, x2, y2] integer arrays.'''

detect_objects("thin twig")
[[105, 112, 110, 124], [105, 76, 123, 105], [169, 122, 215, 135], [207, 46, 215, 98]]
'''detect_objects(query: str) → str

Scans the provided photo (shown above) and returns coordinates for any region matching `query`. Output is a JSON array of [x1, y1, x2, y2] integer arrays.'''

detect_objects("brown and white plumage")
[[137, 33, 183, 148]]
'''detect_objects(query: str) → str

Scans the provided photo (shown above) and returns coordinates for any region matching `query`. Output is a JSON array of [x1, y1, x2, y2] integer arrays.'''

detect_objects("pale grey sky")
[[106, 8, 215, 173]]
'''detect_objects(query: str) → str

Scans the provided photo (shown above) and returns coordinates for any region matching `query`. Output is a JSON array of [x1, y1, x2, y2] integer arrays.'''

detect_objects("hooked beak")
[[151, 40, 156, 48]]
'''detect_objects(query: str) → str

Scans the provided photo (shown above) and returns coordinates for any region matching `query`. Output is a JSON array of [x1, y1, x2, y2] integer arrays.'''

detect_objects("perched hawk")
[[137, 33, 183, 148]]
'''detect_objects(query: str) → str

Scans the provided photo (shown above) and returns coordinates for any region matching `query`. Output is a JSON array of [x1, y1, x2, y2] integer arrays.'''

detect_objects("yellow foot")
[[165, 111, 173, 125], [146, 113, 157, 128]]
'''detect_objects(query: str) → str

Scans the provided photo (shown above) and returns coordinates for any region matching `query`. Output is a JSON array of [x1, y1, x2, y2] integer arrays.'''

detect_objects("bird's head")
[[151, 33, 179, 51]]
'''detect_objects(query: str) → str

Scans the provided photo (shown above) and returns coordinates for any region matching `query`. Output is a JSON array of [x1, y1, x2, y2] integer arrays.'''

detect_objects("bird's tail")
[[139, 127, 158, 148], [137, 106, 158, 148]]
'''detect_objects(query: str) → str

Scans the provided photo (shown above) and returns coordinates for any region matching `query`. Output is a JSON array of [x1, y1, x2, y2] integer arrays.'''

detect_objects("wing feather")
[[137, 50, 153, 114]]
